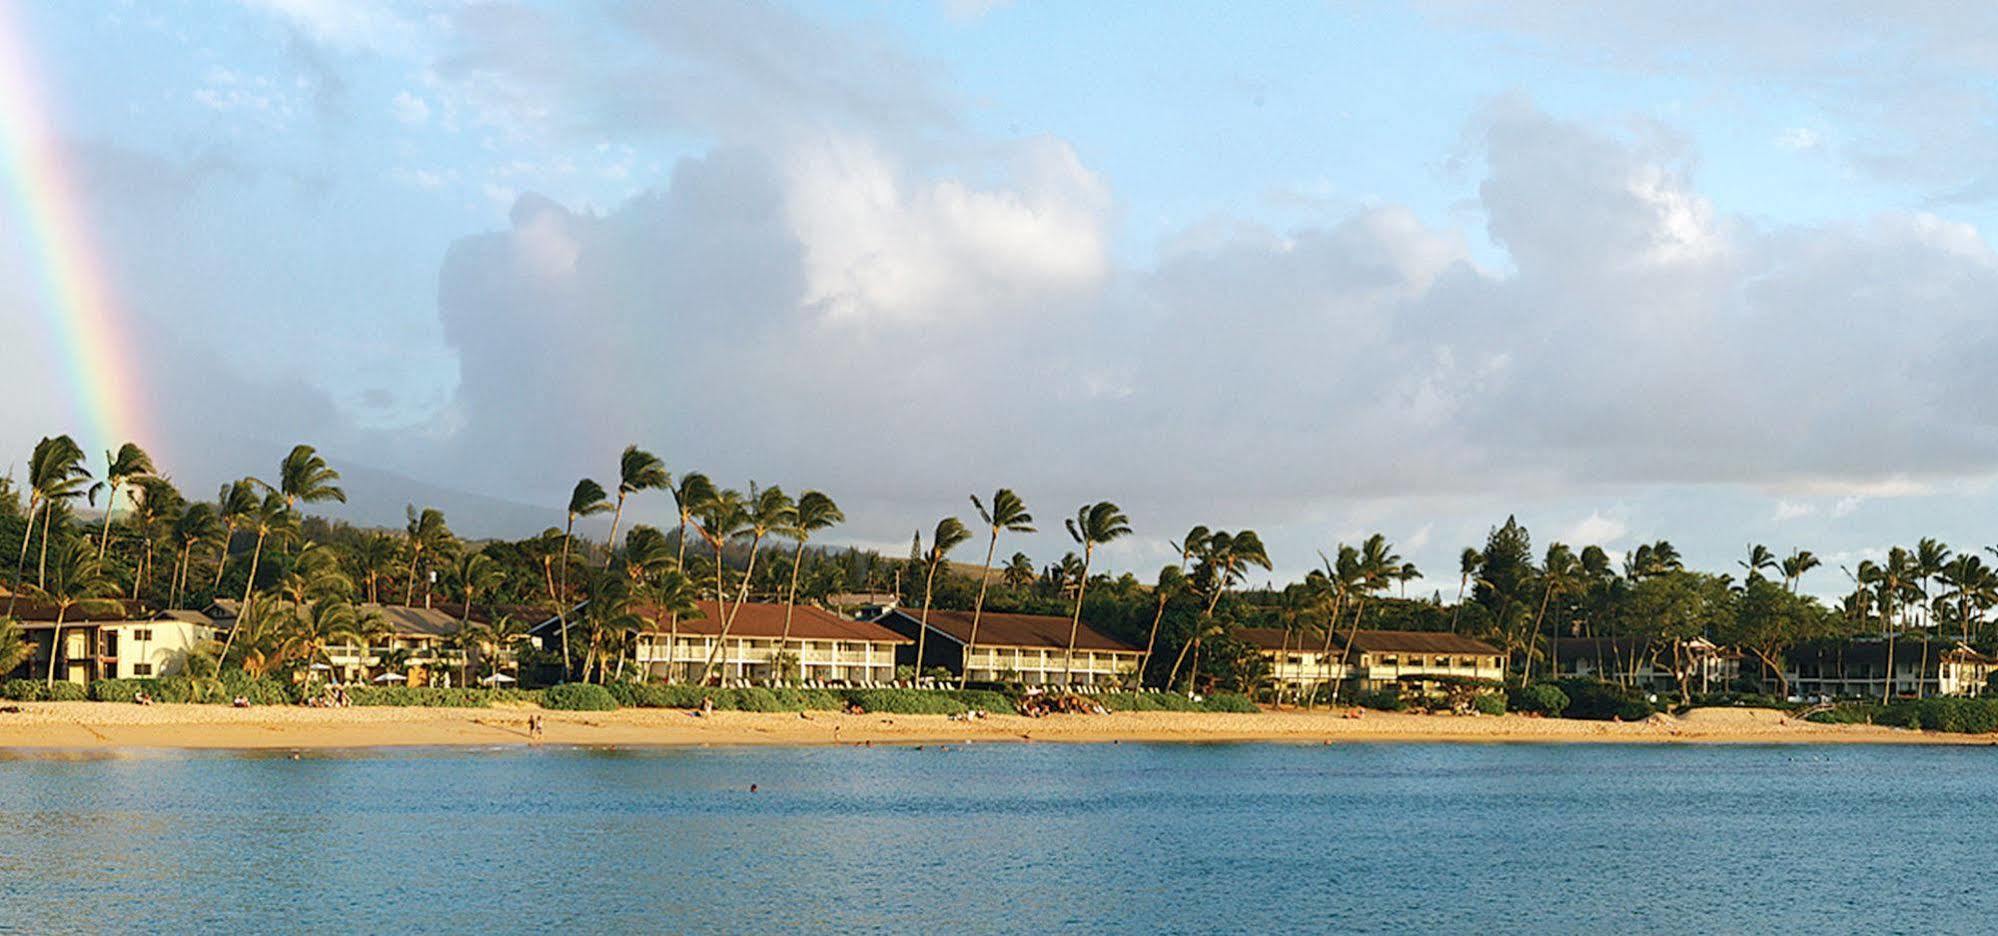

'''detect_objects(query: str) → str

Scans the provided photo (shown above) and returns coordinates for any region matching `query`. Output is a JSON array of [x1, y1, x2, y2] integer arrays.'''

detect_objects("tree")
[[88, 442, 153, 566], [0, 615, 30, 676], [913, 516, 971, 684], [778, 490, 843, 681], [1329, 534, 1404, 703], [10, 435, 90, 617], [556, 478, 611, 674], [1723, 578, 1829, 697], [125, 476, 182, 603], [963, 490, 1034, 689], [1061, 501, 1132, 685], [212, 479, 259, 590], [1002, 552, 1035, 590], [1780, 549, 1820, 594], [1528, 543, 1579, 681], [402, 505, 456, 606], [1738, 544, 1777, 583], [604, 446, 670, 570], [22, 539, 120, 687], [348, 532, 399, 605], [168, 501, 224, 609], [1450, 547, 1481, 633], [261, 444, 346, 546], [454, 551, 506, 629]]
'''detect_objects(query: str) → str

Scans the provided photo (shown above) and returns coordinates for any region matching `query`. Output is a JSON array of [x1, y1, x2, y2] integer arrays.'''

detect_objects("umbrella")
[[372, 672, 408, 684], [308, 662, 333, 671], [479, 673, 518, 685]]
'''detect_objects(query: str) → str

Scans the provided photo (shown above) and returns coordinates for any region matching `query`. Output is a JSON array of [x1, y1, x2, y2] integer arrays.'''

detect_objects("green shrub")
[[343, 686, 538, 707], [841, 688, 969, 714], [1508, 683, 1570, 717], [1096, 691, 1200, 712], [91, 678, 152, 702], [1, 679, 48, 701], [46, 681, 87, 701], [1804, 703, 1882, 725], [1551, 678, 1653, 721], [1200, 693, 1260, 713], [1472, 692, 1507, 716], [541, 683, 618, 711], [1354, 689, 1407, 712], [1898, 698, 1998, 734]]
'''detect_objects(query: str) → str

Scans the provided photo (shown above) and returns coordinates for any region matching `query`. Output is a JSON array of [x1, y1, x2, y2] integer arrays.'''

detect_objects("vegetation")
[[541, 683, 619, 711]]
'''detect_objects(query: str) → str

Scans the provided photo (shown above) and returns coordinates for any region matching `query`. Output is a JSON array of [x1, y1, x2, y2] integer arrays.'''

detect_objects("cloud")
[[391, 90, 431, 125], [1772, 500, 1815, 521], [1559, 511, 1628, 548]]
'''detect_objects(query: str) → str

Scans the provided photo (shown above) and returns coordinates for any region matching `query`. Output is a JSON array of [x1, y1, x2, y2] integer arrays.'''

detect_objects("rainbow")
[[0, 2, 150, 460]]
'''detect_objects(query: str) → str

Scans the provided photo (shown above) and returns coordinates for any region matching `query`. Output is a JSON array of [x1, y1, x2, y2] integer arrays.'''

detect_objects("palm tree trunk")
[[38, 500, 55, 589], [1166, 628, 1198, 693], [1329, 597, 1368, 704], [405, 548, 420, 607], [217, 529, 270, 671], [95, 481, 119, 565], [1315, 595, 1345, 708], [212, 527, 233, 590], [6, 495, 36, 618], [603, 495, 627, 571], [780, 539, 806, 684], [1450, 573, 1467, 633], [702, 536, 768, 684], [1139, 589, 1170, 691], [46, 605, 68, 687], [1062, 547, 1094, 686], [556, 522, 575, 676], [961, 532, 998, 691], [915, 564, 940, 686]]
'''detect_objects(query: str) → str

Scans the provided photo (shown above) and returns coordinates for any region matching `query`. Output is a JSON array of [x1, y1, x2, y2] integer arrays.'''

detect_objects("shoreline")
[[0, 702, 1986, 752]]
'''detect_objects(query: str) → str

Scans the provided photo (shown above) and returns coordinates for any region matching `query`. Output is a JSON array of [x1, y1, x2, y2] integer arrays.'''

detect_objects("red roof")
[[882, 608, 1140, 652], [637, 601, 910, 643]]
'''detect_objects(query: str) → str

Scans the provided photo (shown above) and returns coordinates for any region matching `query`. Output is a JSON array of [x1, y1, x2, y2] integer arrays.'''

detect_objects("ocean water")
[[0, 741, 1991, 934]]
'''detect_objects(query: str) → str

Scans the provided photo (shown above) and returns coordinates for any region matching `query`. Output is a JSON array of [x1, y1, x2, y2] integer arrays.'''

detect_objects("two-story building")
[[1785, 639, 1996, 699], [6, 602, 218, 684], [1236, 627, 1345, 697], [629, 600, 910, 685], [871, 608, 1143, 687]]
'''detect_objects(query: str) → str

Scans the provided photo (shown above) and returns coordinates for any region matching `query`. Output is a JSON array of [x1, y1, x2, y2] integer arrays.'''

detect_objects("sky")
[[7, 0, 1998, 600]]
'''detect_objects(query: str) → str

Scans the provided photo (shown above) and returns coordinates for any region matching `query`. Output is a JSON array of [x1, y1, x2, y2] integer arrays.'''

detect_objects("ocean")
[[0, 741, 1990, 933]]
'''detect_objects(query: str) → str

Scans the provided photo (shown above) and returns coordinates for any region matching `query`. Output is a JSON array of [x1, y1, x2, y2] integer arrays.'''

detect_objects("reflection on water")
[[0, 743, 1994, 933]]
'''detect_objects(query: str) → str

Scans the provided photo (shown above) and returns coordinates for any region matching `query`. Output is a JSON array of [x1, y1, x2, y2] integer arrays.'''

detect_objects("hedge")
[[341, 686, 542, 708], [541, 683, 619, 711], [87, 675, 297, 705], [1550, 678, 1654, 721], [1472, 692, 1507, 716], [4, 679, 89, 702]]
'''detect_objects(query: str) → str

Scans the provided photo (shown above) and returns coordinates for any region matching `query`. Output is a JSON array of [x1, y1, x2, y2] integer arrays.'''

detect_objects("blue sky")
[[8, 0, 1998, 597]]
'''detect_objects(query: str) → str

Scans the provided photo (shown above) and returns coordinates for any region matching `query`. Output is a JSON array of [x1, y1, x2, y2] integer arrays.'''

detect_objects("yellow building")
[[8, 603, 217, 683], [627, 600, 910, 685], [872, 608, 1142, 687]]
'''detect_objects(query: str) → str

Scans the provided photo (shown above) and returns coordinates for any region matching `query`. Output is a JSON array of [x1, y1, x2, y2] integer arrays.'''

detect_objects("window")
[[132, 663, 153, 676], [1382, 655, 1400, 666], [133, 629, 152, 642]]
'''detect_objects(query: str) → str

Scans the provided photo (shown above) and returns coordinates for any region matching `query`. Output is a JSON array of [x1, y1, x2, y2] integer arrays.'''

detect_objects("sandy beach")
[[0, 702, 1980, 751]]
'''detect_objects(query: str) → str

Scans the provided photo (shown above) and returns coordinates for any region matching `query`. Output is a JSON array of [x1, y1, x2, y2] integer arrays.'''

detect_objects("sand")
[[0, 702, 1978, 752]]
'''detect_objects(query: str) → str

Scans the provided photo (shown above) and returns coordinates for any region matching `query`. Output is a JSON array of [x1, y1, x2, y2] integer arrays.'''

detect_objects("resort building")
[[627, 600, 909, 685], [1337, 631, 1507, 692], [5, 602, 218, 683], [1783, 639, 1996, 700], [1236, 627, 1346, 697], [870, 608, 1143, 687], [1548, 637, 1739, 694]]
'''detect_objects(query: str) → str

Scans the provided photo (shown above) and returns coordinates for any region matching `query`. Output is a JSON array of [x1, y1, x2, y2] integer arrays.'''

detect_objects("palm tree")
[[963, 490, 1034, 689], [259, 444, 346, 551], [555, 478, 611, 674], [168, 502, 223, 609], [211, 479, 259, 590], [23, 539, 120, 687], [349, 532, 399, 604], [604, 446, 670, 571], [1001, 552, 1035, 590], [0, 616, 30, 677], [1329, 533, 1402, 704], [1914, 538, 1951, 633], [1141, 564, 1189, 690], [464, 613, 531, 684], [402, 505, 456, 606], [215, 489, 289, 668], [779, 491, 844, 681], [1739, 544, 1778, 583], [1170, 529, 1270, 692], [1061, 501, 1132, 685], [1529, 543, 1579, 681], [697, 485, 792, 684], [124, 476, 181, 603], [1450, 547, 1481, 633], [453, 551, 505, 629], [88, 442, 153, 565], [1780, 549, 1820, 593], [914, 517, 971, 685], [10, 435, 90, 616]]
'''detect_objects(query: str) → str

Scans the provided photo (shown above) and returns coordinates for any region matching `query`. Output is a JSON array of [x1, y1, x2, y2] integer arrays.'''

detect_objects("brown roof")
[[4, 600, 150, 623], [1344, 630, 1501, 655], [1236, 627, 1326, 651], [637, 601, 910, 643], [880, 608, 1140, 652]]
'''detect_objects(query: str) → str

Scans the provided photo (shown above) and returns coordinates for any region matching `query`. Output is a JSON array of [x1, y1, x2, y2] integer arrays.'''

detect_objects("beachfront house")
[[6, 602, 217, 684], [1784, 639, 1996, 700], [1236, 627, 1347, 698], [870, 608, 1143, 687], [1337, 631, 1506, 692], [624, 600, 909, 685]]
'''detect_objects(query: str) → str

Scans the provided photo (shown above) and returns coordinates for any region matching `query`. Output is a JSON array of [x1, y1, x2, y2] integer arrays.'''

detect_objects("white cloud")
[[392, 90, 431, 125], [1559, 511, 1628, 548], [1772, 500, 1816, 521], [1776, 127, 1822, 151]]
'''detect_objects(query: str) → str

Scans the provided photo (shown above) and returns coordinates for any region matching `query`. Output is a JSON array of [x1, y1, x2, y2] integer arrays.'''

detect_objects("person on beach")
[[529, 715, 544, 740]]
